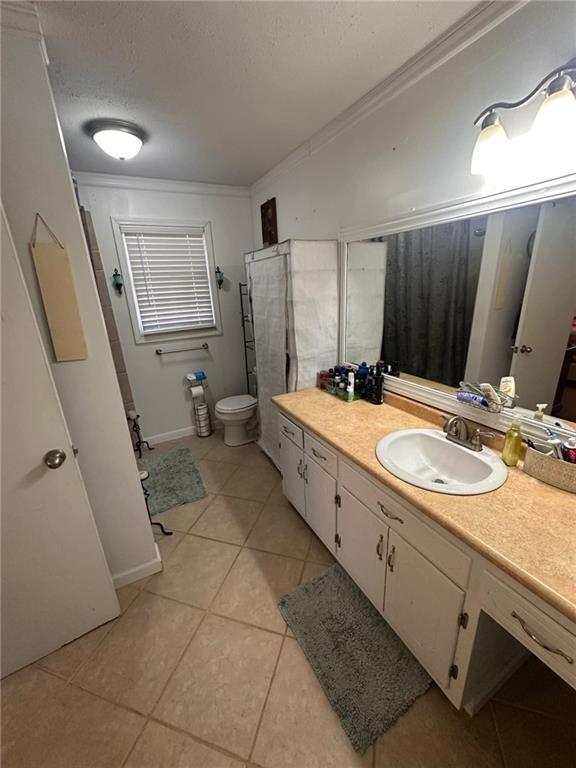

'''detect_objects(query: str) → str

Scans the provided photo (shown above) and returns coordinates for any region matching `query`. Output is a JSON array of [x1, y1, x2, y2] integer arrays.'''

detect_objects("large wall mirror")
[[344, 195, 576, 429]]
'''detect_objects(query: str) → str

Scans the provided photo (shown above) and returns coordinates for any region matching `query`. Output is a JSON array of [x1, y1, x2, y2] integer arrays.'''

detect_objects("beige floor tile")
[[266, 478, 292, 507], [153, 494, 214, 533], [147, 534, 240, 608], [117, 584, 140, 613], [300, 560, 331, 583], [493, 656, 576, 724], [155, 529, 186, 560], [213, 548, 303, 633], [492, 701, 576, 768], [36, 622, 113, 680], [197, 459, 239, 493], [152, 432, 223, 460], [253, 637, 372, 768], [307, 533, 337, 564], [73, 592, 203, 714], [1, 666, 143, 768], [221, 464, 280, 501], [192, 495, 263, 545], [245, 502, 312, 559], [125, 721, 245, 767], [374, 686, 503, 768], [204, 440, 258, 465], [154, 615, 282, 759]]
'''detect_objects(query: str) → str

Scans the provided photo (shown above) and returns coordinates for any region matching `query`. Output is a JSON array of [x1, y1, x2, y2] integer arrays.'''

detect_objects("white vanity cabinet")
[[385, 529, 465, 687], [336, 487, 388, 612], [278, 414, 337, 553]]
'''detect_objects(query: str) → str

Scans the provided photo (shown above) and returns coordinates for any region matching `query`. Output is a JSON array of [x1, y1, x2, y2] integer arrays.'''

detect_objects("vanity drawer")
[[278, 413, 303, 448], [304, 433, 337, 477], [339, 461, 471, 589], [481, 572, 576, 687]]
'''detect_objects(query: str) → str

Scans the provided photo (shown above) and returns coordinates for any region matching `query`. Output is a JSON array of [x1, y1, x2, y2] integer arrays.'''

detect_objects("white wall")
[[250, 2, 576, 245], [1, 9, 160, 586], [75, 174, 254, 440]]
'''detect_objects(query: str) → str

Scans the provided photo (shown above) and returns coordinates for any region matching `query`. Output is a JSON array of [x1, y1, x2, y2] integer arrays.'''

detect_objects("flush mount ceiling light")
[[84, 119, 147, 160], [471, 57, 576, 178]]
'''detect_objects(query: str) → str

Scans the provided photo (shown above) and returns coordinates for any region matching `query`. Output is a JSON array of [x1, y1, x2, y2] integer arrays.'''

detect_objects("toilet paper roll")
[[190, 385, 204, 399]]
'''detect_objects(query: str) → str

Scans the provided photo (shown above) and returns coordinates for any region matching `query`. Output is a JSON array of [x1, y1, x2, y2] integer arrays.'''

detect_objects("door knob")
[[43, 449, 67, 469]]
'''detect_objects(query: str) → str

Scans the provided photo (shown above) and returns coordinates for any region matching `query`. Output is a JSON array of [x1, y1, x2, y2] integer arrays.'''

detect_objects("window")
[[117, 221, 220, 341]]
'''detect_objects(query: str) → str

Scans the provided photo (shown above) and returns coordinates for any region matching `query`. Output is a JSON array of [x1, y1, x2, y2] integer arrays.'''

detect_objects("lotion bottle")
[[502, 417, 522, 467]]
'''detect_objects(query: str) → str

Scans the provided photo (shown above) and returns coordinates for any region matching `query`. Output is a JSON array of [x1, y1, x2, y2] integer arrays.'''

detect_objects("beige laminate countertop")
[[272, 388, 576, 623]]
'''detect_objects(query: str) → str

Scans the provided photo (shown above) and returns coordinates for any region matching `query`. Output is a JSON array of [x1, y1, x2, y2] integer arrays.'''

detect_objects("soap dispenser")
[[502, 417, 523, 467]]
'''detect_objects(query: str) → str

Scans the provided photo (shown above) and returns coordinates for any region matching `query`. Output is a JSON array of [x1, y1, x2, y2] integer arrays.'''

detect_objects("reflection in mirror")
[[345, 196, 576, 424]]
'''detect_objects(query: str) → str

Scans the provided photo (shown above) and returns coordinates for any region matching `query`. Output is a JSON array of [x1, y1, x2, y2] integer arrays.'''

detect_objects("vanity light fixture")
[[84, 119, 147, 160], [471, 57, 576, 177]]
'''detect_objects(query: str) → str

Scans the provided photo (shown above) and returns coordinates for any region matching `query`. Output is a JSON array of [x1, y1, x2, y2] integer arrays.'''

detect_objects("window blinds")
[[121, 226, 216, 335]]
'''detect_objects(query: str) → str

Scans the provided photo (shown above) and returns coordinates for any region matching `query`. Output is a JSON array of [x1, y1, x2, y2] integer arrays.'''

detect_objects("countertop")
[[272, 388, 576, 623]]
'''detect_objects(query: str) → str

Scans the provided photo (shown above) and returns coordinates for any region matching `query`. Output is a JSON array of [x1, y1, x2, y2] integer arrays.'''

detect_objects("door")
[[1, 207, 119, 677], [304, 456, 336, 554], [510, 198, 576, 411], [384, 530, 465, 688], [279, 433, 305, 517], [337, 488, 388, 613]]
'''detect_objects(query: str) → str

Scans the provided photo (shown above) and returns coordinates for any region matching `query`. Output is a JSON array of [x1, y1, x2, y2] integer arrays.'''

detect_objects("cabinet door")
[[304, 456, 336, 554], [385, 529, 465, 688], [337, 488, 388, 614], [279, 433, 305, 517]]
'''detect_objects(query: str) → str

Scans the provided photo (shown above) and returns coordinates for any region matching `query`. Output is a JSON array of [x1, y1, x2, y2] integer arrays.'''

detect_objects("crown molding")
[[73, 171, 251, 199], [251, 1, 528, 195], [1, 2, 49, 62]]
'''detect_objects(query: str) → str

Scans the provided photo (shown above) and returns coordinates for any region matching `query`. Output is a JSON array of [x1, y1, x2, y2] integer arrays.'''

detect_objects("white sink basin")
[[376, 429, 508, 495]]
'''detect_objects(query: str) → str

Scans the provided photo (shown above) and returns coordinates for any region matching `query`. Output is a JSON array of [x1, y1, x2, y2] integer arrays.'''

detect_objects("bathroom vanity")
[[273, 388, 576, 713]]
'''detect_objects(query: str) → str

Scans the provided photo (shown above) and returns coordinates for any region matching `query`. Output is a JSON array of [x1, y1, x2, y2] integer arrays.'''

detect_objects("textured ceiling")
[[38, 1, 478, 186]]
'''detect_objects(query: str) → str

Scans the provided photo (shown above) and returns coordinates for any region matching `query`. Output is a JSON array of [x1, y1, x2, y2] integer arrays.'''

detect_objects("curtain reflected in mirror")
[[345, 196, 576, 425]]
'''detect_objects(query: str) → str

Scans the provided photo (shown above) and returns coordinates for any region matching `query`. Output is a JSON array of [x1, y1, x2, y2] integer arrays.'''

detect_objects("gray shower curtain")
[[381, 220, 481, 387]]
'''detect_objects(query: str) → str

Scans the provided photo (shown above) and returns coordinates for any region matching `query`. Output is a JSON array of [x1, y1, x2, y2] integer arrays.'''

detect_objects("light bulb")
[[92, 129, 143, 160], [471, 113, 509, 177], [531, 80, 576, 176]]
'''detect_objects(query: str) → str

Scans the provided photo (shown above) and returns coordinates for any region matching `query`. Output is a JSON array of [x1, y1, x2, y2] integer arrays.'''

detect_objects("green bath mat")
[[278, 564, 431, 753], [138, 447, 207, 516]]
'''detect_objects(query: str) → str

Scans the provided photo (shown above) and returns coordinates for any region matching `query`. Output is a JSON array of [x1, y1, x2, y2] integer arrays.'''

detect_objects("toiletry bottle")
[[502, 418, 523, 467], [373, 363, 384, 404], [346, 371, 355, 402], [561, 437, 576, 463]]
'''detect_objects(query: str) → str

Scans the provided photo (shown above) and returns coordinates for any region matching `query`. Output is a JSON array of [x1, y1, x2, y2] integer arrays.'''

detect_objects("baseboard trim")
[[112, 544, 163, 588], [145, 426, 196, 445]]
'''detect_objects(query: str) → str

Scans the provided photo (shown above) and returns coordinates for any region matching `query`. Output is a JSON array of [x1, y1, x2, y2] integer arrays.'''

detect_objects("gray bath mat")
[[138, 447, 207, 516], [278, 564, 431, 753]]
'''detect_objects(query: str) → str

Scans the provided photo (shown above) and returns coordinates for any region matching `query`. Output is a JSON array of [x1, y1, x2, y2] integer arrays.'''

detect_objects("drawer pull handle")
[[311, 447, 326, 461], [376, 534, 385, 560], [377, 501, 404, 524], [387, 545, 396, 572], [297, 459, 303, 478], [511, 611, 574, 665], [283, 426, 295, 436]]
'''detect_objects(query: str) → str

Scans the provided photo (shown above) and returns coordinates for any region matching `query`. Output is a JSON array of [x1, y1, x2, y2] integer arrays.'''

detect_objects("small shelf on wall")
[[239, 282, 257, 398]]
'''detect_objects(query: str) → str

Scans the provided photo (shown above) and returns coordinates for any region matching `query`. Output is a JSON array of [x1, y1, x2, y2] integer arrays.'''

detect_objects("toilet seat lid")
[[216, 395, 257, 413]]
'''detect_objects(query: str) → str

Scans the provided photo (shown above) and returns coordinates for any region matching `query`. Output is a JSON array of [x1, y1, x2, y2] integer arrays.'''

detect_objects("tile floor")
[[2, 431, 576, 767]]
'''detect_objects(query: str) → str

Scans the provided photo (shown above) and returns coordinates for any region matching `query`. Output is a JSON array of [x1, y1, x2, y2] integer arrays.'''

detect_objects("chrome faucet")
[[443, 416, 494, 452]]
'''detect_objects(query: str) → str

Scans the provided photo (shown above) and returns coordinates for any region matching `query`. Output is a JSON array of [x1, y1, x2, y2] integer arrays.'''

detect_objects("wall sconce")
[[471, 57, 576, 178], [112, 268, 124, 295], [215, 266, 225, 290]]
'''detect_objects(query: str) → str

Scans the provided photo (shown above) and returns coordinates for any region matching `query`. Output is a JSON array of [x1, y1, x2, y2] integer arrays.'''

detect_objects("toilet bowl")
[[215, 395, 258, 446]]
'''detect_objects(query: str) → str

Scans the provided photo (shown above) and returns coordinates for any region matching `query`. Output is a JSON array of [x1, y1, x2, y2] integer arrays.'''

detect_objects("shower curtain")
[[381, 220, 481, 387]]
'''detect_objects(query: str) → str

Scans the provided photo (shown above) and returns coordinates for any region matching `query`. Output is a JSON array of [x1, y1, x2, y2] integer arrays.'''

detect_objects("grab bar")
[[155, 343, 209, 356]]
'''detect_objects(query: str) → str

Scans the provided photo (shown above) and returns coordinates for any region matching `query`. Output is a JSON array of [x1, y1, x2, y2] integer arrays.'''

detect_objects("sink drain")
[[433, 478, 448, 485]]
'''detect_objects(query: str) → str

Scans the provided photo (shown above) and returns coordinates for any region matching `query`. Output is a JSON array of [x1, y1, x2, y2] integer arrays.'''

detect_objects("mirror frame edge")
[[337, 172, 576, 440]]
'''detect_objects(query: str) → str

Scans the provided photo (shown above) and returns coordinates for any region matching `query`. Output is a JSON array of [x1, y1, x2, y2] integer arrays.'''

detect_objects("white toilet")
[[215, 395, 258, 446]]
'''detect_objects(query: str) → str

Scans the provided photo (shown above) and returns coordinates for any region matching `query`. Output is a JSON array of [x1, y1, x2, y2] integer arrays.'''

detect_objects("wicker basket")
[[523, 447, 576, 494]]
